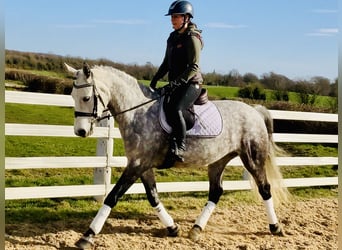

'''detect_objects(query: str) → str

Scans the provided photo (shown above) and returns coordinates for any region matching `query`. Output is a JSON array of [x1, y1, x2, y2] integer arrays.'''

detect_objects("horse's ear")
[[83, 62, 92, 79], [64, 63, 77, 75]]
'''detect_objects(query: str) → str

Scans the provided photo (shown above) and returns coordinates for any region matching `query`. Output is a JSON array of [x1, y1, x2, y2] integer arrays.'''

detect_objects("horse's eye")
[[83, 96, 91, 102]]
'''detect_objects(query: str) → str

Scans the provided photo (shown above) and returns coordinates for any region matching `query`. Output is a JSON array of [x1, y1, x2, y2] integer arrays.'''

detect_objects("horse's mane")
[[92, 65, 139, 85], [91, 65, 155, 99]]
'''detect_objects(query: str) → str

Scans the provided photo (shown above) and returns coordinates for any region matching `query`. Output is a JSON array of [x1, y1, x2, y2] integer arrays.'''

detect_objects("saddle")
[[159, 88, 223, 137], [194, 88, 209, 105]]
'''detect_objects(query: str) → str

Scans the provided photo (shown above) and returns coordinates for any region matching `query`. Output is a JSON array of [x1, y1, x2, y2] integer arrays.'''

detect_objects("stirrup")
[[174, 139, 186, 162], [157, 149, 177, 169], [174, 147, 185, 162], [157, 138, 185, 169]]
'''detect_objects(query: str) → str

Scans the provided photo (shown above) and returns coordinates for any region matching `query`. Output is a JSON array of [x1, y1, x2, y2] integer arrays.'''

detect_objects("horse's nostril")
[[77, 129, 86, 137]]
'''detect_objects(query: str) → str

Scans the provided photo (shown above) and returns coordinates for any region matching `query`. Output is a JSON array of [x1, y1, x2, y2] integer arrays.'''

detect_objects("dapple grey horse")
[[65, 63, 288, 249]]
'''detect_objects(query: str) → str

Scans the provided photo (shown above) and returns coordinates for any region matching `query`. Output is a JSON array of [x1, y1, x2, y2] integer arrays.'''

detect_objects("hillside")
[[5, 50, 337, 113]]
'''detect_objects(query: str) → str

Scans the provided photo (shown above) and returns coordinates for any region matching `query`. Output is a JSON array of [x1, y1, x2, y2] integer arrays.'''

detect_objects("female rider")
[[150, 0, 203, 168]]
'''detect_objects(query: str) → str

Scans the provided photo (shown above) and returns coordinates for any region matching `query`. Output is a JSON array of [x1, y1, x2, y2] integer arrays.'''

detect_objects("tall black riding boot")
[[158, 137, 185, 169]]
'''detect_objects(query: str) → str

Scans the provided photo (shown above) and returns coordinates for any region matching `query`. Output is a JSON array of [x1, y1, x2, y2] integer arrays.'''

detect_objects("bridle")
[[73, 80, 107, 122], [73, 80, 164, 123]]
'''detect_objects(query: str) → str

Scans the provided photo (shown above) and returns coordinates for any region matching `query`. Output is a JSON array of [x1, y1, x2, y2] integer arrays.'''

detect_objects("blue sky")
[[5, 0, 338, 81]]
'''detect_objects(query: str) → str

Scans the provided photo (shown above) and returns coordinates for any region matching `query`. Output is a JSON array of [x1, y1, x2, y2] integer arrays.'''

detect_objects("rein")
[[73, 76, 167, 122], [97, 95, 161, 121]]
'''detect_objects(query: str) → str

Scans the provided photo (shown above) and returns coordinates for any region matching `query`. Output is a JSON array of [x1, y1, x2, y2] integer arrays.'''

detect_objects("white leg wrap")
[[263, 198, 278, 225], [90, 204, 111, 234], [154, 203, 174, 228], [195, 201, 216, 230]]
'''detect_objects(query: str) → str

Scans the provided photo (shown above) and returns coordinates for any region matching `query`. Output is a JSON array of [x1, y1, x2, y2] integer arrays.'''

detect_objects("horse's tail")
[[254, 105, 290, 206]]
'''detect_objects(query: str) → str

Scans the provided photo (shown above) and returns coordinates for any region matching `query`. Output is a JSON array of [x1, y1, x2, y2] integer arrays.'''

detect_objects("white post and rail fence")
[[4, 91, 338, 200]]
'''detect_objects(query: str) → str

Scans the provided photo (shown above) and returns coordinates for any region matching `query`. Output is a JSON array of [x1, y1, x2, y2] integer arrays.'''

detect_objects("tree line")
[[5, 49, 337, 98], [205, 70, 337, 98]]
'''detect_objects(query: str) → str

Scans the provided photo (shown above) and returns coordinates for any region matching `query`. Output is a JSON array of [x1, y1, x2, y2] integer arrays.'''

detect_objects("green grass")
[[6, 136, 98, 157], [279, 143, 338, 157], [205, 85, 240, 99], [6, 103, 74, 125], [5, 168, 95, 187], [6, 198, 103, 223]]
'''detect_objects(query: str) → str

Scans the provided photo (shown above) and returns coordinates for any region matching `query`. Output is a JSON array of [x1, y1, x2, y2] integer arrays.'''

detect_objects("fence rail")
[[4, 91, 338, 200]]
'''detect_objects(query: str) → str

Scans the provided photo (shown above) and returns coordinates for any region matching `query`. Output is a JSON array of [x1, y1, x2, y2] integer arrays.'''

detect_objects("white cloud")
[[318, 28, 338, 33], [310, 9, 338, 14], [55, 19, 147, 29], [205, 22, 247, 29], [56, 24, 96, 29], [92, 19, 148, 25], [306, 28, 338, 37]]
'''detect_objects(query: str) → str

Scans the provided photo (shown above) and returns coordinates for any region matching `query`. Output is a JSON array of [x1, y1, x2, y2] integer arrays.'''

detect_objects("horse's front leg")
[[140, 168, 179, 236], [188, 158, 228, 242], [75, 164, 142, 249]]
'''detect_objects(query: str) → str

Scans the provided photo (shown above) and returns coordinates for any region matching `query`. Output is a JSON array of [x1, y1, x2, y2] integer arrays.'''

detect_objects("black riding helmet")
[[165, 0, 194, 18]]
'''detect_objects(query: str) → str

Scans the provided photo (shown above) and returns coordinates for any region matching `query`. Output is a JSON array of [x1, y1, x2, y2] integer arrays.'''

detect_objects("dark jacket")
[[151, 23, 203, 87]]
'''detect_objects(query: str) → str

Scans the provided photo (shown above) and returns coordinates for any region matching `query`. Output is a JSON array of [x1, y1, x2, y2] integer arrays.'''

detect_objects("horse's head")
[[65, 62, 107, 137]]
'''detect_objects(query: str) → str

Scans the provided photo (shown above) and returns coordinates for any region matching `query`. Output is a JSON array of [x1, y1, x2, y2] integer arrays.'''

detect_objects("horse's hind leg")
[[239, 142, 284, 236], [140, 168, 179, 236], [189, 153, 236, 241]]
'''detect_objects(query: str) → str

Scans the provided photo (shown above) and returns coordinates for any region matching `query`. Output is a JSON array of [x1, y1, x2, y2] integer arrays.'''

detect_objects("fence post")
[[242, 169, 250, 180], [94, 111, 113, 203]]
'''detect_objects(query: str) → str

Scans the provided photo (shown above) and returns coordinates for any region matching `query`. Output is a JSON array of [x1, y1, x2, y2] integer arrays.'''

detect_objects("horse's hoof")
[[270, 223, 285, 236], [75, 235, 95, 249], [188, 225, 202, 242], [167, 224, 180, 237]]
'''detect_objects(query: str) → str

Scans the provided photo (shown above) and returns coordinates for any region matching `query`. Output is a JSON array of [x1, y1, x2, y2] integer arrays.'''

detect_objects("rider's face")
[[171, 14, 185, 30]]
